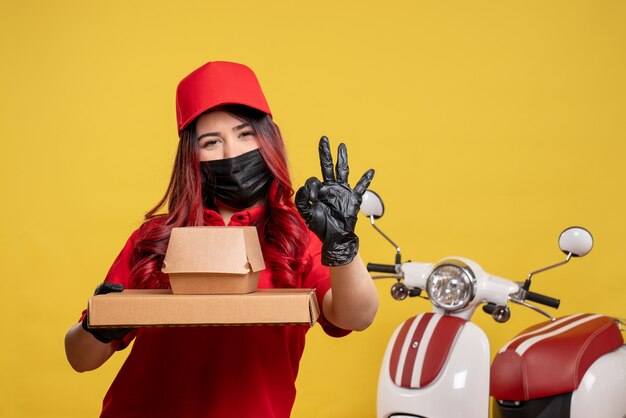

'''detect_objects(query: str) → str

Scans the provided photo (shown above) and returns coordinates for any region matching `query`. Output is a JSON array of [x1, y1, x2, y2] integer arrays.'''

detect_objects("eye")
[[199, 137, 222, 149], [239, 130, 256, 139]]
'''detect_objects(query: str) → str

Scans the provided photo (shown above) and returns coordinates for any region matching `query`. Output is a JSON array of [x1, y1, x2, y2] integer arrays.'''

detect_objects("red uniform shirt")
[[81, 206, 349, 418]]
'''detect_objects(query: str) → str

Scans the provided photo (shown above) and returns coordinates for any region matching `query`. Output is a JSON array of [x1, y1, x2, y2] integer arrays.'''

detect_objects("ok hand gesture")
[[295, 136, 374, 266]]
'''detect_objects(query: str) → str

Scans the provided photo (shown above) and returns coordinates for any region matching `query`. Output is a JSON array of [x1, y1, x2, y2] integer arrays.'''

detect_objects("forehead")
[[195, 109, 245, 133]]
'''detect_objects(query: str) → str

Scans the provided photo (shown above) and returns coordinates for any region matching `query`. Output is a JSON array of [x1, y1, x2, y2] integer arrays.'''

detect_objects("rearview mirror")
[[360, 190, 384, 219], [559, 227, 593, 257]]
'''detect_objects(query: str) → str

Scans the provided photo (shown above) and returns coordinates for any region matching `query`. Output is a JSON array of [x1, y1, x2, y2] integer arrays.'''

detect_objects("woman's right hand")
[[65, 282, 133, 372], [81, 283, 133, 344]]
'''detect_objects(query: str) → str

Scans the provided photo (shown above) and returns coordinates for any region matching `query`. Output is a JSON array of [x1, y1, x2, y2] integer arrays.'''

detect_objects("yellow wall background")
[[1, 1, 625, 417]]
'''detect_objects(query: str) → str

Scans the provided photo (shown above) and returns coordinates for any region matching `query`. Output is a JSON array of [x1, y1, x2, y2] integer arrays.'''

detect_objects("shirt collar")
[[202, 205, 265, 227]]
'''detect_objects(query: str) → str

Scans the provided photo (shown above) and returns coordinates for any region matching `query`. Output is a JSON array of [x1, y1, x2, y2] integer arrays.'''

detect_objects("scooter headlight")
[[426, 260, 476, 312]]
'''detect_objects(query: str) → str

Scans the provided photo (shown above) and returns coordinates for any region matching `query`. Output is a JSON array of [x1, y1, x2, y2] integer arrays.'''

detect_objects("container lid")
[[162, 226, 265, 274]]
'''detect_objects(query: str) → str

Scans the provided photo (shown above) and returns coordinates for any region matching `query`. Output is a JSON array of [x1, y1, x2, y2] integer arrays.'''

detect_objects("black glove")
[[82, 282, 132, 344], [295, 136, 375, 266]]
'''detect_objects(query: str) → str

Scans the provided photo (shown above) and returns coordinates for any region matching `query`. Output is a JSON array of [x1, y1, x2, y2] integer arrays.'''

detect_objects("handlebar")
[[367, 263, 397, 274], [525, 291, 560, 309], [367, 262, 561, 310]]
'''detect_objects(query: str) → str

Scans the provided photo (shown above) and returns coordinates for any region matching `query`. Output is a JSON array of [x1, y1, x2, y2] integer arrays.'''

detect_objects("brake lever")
[[370, 275, 402, 280], [509, 296, 556, 322]]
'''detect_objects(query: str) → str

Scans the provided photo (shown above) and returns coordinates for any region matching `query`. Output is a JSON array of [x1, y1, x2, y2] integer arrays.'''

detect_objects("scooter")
[[360, 190, 626, 418]]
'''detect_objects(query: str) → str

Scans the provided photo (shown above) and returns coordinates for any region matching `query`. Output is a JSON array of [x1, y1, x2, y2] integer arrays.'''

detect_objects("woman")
[[64, 61, 378, 417]]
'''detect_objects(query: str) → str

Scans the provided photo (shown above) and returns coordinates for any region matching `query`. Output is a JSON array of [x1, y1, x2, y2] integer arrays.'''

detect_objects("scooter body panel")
[[570, 345, 626, 418], [493, 345, 626, 418], [378, 317, 490, 418]]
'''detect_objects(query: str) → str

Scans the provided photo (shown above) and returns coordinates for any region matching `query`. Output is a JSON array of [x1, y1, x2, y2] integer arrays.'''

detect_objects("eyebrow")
[[197, 123, 251, 142]]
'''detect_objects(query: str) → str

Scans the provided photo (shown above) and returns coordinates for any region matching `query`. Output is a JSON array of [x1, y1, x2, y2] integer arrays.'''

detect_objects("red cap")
[[175, 61, 272, 133]]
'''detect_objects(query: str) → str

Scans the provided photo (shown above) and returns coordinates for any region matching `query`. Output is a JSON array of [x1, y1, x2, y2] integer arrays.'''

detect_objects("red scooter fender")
[[378, 312, 490, 418]]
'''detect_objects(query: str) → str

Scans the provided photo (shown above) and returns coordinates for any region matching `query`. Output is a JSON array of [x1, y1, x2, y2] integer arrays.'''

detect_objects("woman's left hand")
[[295, 136, 374, 266]]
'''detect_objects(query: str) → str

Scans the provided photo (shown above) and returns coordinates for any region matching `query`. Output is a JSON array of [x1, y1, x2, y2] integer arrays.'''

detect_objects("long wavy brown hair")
[[129, 105, 311, 289]]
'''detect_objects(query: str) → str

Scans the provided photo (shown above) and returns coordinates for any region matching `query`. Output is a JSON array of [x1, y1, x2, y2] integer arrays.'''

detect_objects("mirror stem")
[[370, 215, 402, 264], [523, 252, 572, 290]]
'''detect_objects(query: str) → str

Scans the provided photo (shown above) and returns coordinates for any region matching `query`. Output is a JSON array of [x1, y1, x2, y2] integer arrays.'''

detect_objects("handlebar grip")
[[526, 291, 560, 309], [367, 263, 397, 274]]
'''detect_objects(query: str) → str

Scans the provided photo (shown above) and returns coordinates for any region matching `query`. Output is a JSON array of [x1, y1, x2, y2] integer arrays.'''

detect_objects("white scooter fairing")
[[378, 314, 490, 418], [570, 345, 626, 418]]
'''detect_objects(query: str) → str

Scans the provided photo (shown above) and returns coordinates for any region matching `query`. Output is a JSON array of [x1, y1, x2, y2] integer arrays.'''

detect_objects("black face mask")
[[200, 149, 273, 210]]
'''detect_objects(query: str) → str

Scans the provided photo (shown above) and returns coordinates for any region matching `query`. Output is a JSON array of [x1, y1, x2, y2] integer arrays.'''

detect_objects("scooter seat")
[[491, 313, 623, 401]]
